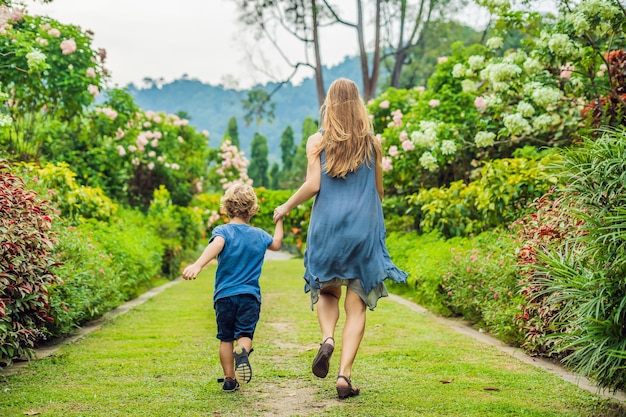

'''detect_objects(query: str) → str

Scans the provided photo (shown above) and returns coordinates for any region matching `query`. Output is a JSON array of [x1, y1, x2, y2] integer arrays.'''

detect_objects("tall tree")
[[269, 162, 281, 189], [248, 132, 270, 188], [223, 116, 240, 148], [233, 0, 328, 106], [280, 125, 296, 172]]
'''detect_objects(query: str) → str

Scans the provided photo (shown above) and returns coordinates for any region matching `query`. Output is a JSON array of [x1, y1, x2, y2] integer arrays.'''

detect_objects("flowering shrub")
[[18, 162, 118, 223], [407, 147, 561, 238], [0, 7, 106, 159], [0, 162, 61, 365], [511, 187, 581, 357], [441, 231, 523, 344], [370, 1, 626, 199]]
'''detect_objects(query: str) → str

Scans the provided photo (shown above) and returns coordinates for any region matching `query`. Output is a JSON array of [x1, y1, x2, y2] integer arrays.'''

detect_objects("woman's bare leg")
[[337, 288, 366, 385], [316, 286, 342, 346]]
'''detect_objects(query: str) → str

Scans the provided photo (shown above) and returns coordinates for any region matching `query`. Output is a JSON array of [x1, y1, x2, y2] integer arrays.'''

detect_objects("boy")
[[182, 184, 284, 392]]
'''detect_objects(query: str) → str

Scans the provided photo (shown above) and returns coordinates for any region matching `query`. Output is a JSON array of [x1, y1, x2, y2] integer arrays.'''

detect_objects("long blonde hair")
[[314, 78, 381, 178]]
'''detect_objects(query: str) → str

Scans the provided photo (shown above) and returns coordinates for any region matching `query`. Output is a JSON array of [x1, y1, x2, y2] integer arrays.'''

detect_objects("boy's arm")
[[267, 218, 284, 251], [182, 236, 225, 280]]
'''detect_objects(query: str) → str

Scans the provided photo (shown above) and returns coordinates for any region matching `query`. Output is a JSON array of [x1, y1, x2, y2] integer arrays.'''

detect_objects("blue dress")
[[303, 146, 408, 309]]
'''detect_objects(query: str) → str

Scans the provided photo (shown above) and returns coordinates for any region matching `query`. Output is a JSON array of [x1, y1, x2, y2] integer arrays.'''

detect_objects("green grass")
[[0, 259, 623, 416]]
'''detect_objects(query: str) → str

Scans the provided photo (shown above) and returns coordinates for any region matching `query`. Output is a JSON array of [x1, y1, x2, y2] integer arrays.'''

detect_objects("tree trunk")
[[312, 0, 325, 107]]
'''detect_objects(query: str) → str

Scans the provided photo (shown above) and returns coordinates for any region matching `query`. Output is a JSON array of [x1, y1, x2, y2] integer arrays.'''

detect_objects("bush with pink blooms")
[[0, 6, 106, 160]]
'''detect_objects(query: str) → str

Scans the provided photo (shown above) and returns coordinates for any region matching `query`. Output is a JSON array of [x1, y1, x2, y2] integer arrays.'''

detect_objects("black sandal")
[[336, 375, 360, 399], [311, 336, 334, 378]]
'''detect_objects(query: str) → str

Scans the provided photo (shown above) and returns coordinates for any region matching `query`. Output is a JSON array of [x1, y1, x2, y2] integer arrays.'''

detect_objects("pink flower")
[[60, 39, 77, 55], [391, 109, 403, 127], [415, 86, 425, 92], [447, 291, 453, 296], [37, 38, 48, 47], [379, 100, 390, 109], [86, 67, 96, 78], [202, 130, 210, 138], [437, 56, 448, 64], [428, 99, 440, 108], [402, 140, 415, 151], [47, 28, 61, 37], [493, 292, 499, 300], [560, 62, 574, 79], [116, 128, 125, 139], [177, 136, 184, 143], [474, 96, 486, 111], [381, 156, 393, 172], [389, 145, 399, 157], [88, 84, 99, 98], [147, 162, 155, 170], [151, 139, 159, 148], [117, 145, 126, 156], [399, 131, 408, 142]]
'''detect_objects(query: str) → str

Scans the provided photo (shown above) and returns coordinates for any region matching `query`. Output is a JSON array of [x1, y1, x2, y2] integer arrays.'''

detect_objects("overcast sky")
[[23, 0, 365, 90]]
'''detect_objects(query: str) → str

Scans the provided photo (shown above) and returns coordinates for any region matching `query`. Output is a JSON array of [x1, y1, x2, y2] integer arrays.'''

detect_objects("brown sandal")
[[336, 375, 360, 399], [311, 337, 334, 378]]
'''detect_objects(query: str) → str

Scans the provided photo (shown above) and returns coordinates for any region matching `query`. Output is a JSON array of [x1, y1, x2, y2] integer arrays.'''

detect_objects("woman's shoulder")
[[306, 131, 323, 150]]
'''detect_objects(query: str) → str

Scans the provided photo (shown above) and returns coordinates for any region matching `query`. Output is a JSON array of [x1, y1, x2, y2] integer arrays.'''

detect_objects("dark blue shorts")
[[214, 294, 261, 342]]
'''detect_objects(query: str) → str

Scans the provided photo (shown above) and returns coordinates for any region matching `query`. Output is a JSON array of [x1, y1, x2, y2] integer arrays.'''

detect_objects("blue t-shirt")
[[210, 223, 274, 304]]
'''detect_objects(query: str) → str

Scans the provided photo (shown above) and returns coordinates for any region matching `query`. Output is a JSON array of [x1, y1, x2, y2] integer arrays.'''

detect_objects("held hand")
[[182, 264, 202, 280], [273, 205, 288, 223]]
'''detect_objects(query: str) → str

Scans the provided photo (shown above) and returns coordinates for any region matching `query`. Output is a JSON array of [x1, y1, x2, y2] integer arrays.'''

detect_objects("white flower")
[[492, 81, 510, 92], [419, 152, 439, 172], [579, 0, 620, 21], [503, 113, 531, 136], [532, 113, 559, 131], [461, 79, 478, 93], [523, 58, 544, 75], [567, 12, 590, 35], [483, 94, 503, 108], [531, 87, 562, 108], [486, 36, 504, 49], [441, 140, 457, 155], [516, 101, 535, 117], [468, 55, 486, 71], [0, 113, 12, 127], [26, 49, 46, 70], [481, 62, 522, 83], [452, 63, 466, 78], [547, 33, 581, 59], [474, 131, 496, 148], [523, 81, 544, 96]]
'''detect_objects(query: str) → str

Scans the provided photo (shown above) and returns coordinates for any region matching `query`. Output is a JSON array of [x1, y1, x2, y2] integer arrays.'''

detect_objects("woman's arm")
[[273, 133, 322, 222], [374, 143, 384, 202]]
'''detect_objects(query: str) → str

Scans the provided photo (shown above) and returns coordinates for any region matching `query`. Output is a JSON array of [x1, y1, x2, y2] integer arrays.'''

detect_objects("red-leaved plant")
[[0, 162, 61, 365], [511, 186, 584, 357]]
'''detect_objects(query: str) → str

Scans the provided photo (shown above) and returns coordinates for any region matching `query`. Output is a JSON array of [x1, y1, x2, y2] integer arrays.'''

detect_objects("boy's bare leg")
[[235, 336, 252, 352], [219, 341, 235, 378]]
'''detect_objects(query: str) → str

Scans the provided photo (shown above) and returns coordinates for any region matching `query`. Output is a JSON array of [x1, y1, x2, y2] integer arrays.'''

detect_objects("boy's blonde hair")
[[221, 184, 259, 220], [314, 78, 381, 178]]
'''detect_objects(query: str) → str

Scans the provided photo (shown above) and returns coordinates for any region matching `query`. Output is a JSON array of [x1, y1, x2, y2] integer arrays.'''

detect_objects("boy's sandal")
[[312, 336, 334, 378], [336, 375, 360, 400]]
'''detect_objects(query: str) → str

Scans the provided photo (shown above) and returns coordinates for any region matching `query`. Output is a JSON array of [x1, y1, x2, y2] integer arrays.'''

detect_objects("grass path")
[[1, 259, 624, 416]]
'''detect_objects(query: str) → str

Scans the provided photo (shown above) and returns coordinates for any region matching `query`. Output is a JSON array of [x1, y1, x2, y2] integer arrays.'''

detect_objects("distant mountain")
[[126, 56, 365, 164]]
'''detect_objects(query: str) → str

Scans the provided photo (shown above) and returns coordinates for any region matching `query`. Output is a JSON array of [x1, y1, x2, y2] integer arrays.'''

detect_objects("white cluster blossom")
[[503, 50, 527, 65], [532, 86, 562, 108], [419, 151, 439, 172], [440, 140, 458, 155], [26, 49, 46, 70], [546, 33, 581, 59], [516, 101, 535, 117], [461, 79, 478, 93], [0, 113, 11, 127], [481, 62, 522, 83], [503, 113, 532, 136], [492, 81, 510, 92], [578, 0, 620, 21], [567, 12, 590, 35], [523, 81, 544, 96], [411, 121, 440, 149], [523, 58, 544, 75], [483, 94, 503, 108], [474, 131, 496, 148], [486, 37, 504, 49], [532, 113, 559, 131], [452, 63, 466, 78], [468, 55, 486, 71]]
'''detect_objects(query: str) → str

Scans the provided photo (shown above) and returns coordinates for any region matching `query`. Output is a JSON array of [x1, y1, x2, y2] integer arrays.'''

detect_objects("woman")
[[273, 78, 408, 400]]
